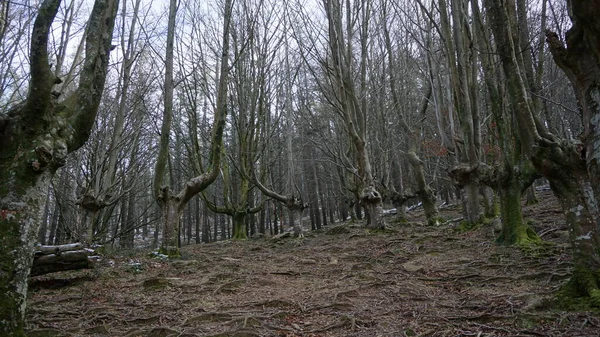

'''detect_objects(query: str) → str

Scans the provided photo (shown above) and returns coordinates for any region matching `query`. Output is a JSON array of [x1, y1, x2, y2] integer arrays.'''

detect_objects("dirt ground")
[[26, 189, 600, 337]]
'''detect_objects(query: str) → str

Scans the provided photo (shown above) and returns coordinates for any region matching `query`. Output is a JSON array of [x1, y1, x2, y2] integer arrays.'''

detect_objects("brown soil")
[[26, 190, 600, 336]]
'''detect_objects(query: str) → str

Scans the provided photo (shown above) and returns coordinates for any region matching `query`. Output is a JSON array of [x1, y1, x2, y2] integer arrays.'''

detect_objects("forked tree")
[[153, 0, 232, 256], [320, 0, 385, 229], [0, 0, 119, 334]]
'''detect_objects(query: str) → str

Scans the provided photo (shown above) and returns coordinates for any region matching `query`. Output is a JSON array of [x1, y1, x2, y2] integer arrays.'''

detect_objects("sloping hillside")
[[26, 191, 600, 336]]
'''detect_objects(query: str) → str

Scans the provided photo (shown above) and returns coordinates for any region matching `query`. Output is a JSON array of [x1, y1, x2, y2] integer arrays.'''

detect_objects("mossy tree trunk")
[[487, 0, 600, 305], [408, 149, 441, 226], [534, 142, 600, 304], [231, 212, 248, 240], [0, 172, 53, 336], [495, 168, 540, 247], [156, 189, 182, 257], [0, 0, 119, 334], [469, 0, 540, 246]]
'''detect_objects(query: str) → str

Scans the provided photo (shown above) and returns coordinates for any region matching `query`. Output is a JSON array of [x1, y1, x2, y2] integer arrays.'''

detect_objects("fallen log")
[[31, 243, 99, 277]]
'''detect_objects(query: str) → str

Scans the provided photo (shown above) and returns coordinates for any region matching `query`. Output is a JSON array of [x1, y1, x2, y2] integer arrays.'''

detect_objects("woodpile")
[[31, 243, 99, 277]]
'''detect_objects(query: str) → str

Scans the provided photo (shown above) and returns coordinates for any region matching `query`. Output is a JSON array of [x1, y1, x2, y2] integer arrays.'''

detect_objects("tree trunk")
[[486, 0, 600, 305], [525, 186, 539, 206], [158, 194, 182, 257], [290, 206, 305, 236], [482, 187, 499, 218], [0, 0, 118, 332], [153, 0, 231, 254], [195, 197, 201, 244], [0, 172, 52, 335], [120, 191, 136, 248], [361, 186, 385, 229], [202, 205, 210, 243], [232, 212, 248, 240], [38, 191, 51, 244], [535, 147, 600, 304], [259, 204, 266, 235], [496, 172, 540, 246], [407, 152, 440, 226]]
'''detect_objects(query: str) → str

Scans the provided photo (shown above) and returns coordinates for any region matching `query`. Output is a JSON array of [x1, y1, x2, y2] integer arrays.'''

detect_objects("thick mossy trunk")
[[496, 178, 540, 247], [0, 172, 52, 336], [554, 179, 600, 307], [361, 186, 385, 230], [232, 212, 247, 240], [419, 187, 441, 226], [532, 141, 600, 307], [159, 197, 182, 258]]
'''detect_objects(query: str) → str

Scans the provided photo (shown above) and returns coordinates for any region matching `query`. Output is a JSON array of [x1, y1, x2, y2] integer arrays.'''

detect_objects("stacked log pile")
[[31, 243, 99, 277]]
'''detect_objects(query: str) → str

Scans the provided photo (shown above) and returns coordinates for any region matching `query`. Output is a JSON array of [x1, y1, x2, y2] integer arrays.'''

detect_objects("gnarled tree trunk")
[[487, 0, 600, 305], [0, 0, 119, 333]]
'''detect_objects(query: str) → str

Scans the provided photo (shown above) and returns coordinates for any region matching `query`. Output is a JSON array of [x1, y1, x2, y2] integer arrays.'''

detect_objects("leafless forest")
[[2, 0, 600, 336]]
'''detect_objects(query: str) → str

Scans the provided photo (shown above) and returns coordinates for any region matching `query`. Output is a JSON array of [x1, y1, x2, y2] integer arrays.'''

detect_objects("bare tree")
[[318, 0, 385, 229], [153, 0, 232, 256], [381, 0, 441, 226], [74, 0, 146, 244]]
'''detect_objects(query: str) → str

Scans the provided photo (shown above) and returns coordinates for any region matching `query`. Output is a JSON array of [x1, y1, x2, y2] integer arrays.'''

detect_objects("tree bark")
[[0, 0, 118, 333]]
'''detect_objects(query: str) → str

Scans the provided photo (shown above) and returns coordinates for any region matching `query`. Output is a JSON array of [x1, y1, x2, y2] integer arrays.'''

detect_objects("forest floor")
[[26, 189, 600, 337]]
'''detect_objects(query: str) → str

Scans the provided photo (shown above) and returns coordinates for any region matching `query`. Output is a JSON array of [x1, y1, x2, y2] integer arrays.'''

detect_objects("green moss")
[[232, 231, 248, 240], [454, 220, 482, 233], [496, 222, 543, 250], [157, 247, 181, 259], [0, 217, 27, 337], [556, 267, 600, 312]]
